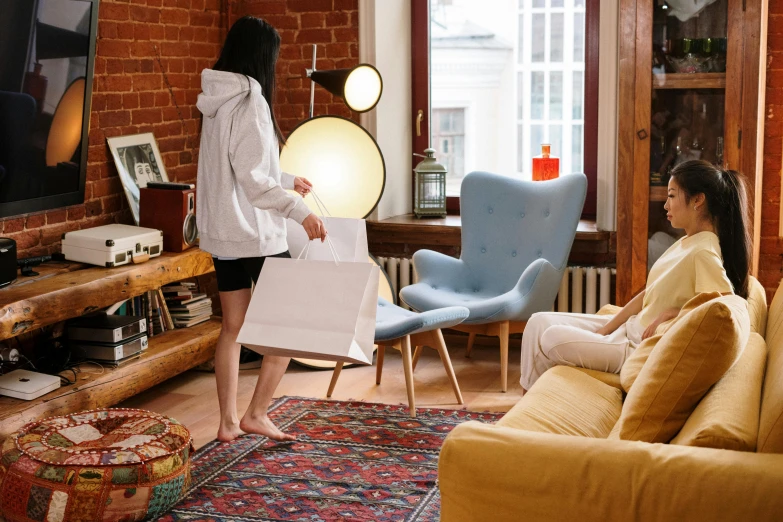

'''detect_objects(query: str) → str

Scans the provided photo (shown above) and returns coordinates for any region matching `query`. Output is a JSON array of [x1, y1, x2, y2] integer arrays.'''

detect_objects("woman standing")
[[519, 160, 751, 391], [196, 16, 327, 442]]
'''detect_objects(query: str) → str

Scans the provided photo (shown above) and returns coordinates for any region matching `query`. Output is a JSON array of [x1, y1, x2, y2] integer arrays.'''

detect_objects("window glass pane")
[[550, 13, 564, 62], [530, 124, 544, 165], [572, 71, 583, 119], [434, 108, 466, 196], [550, 71, 563, 119], [517, 72, 525, 119], [574, 0, 585, 6], [532, 14, 545, 62], [533, 0, 545, 7], [572, 125, 583, 173], [549, 124, 563, 164], [518, 14, 524, 64], [531, 72, 545, 119], [551, 0, 564, 6], [517, 124, 525, 172], [574, 12, 585, 62]]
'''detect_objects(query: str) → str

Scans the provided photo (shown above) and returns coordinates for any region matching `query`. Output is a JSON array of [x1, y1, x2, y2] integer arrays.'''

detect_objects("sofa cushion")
[[747, 276, 768, 336], [671, 332, 766, 451], [620, 292, 720, 393], [758, 279, 783, 453], [497, 366, 622, 438], [610, 293, 750, 443], [573, 367, 623, 390]]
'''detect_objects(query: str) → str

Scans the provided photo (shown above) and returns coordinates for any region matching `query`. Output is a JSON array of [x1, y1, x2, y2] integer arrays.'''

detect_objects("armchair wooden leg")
[[400, 336, 416, 418], [412, 345, 424, 370], [499, 321, 509, 393], [465, 333, 476, 358], [375, 345, 385, 385], [327, 361, 344, 398], [434, 329, 463, 405]]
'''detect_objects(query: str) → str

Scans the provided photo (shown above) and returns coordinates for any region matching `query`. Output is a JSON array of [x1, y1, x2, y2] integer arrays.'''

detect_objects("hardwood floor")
[[120, 336, 523, 449]]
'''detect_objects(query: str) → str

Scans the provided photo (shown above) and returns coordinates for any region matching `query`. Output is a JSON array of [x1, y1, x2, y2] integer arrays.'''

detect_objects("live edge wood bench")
[[0, 248, 219, 440]]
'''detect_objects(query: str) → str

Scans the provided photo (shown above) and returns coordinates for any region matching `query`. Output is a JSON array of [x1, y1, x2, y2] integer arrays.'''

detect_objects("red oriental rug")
[[157, 397, 502, 521]]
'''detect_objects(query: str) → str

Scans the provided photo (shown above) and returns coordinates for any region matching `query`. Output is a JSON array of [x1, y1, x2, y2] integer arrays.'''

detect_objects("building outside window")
[[431, 0, 586, 196]]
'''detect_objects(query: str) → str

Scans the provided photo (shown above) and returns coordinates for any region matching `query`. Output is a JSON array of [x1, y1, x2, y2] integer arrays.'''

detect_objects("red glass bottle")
[[532, 144, 559, 181]]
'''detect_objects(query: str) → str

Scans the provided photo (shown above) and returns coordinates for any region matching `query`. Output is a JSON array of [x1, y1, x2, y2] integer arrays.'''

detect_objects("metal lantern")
[[413, 148, 447, 218]]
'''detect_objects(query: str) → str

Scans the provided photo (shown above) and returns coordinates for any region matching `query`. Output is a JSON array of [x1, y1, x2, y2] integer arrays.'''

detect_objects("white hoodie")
[[195, 69, 311, 258]]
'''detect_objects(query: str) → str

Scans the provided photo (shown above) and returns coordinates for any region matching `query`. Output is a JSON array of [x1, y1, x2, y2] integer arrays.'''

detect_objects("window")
[[433, 108, 466, 195], [413, 0, 598, 216]]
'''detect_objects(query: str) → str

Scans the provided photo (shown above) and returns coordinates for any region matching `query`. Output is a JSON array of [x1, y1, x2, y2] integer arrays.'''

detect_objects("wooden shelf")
[[0, 318, 221, 440], [653, 73, 726, 90], [0, 249, 214, 342], [650, 186, 668, 201]]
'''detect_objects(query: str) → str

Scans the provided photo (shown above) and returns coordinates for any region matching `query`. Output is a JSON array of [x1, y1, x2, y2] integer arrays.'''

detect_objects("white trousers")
[[519, 312, 644, 391]]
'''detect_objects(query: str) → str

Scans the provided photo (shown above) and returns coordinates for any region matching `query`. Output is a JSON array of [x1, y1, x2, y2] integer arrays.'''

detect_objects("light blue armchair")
[[399, 172, 587, 392]]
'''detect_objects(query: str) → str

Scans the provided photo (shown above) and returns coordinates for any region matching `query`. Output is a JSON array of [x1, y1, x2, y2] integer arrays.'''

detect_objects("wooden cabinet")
[[616, 0, 767, 305]]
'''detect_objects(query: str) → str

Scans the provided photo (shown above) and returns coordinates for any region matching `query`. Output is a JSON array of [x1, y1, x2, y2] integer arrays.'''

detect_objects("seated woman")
[[520, 160, 751, 391]]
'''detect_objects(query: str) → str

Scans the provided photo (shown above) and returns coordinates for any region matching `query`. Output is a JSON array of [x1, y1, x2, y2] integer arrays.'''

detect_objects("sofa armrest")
[[439, 422, 783, 522]]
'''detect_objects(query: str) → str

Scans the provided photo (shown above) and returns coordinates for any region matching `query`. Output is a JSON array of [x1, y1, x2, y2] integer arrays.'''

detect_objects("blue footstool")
[[327, 297, 470, 417]]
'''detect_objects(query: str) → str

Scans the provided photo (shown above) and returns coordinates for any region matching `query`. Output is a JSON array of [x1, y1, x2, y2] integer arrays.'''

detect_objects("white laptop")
[[0, 369, 61, 400]]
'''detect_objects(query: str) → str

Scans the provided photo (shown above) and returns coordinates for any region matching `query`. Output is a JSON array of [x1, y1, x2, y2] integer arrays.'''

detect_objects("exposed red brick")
[[25, 214, 46, 230], [8, 0, 359, 258], [46, 210, 68, 225]]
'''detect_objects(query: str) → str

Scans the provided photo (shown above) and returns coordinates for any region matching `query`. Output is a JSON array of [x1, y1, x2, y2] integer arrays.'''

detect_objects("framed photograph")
[[106, 133, 168, 224]]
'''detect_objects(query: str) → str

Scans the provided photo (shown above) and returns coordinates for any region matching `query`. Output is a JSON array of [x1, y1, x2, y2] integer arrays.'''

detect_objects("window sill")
[[367, 214, 615, 266]]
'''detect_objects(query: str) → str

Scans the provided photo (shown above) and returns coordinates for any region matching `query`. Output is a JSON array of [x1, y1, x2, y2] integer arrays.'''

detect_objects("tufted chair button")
[[537, 250, 543, 258], [488, 207, 494, 214], [520, 212, 525, 218], [544, 209, 550, 217], [481, 248, 486, 253], [512, 251, 517, 257]]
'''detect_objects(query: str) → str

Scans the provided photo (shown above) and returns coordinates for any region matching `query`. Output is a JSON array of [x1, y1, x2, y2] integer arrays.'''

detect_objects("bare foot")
[[217, 422, 244, 443], [240, 414, 296, 442]]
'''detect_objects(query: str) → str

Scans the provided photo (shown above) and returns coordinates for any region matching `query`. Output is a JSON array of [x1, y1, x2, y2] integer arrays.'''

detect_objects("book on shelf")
[[162, 280, 213, 328]]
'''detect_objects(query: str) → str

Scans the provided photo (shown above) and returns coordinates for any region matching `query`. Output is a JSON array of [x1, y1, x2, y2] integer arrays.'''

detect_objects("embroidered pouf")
[[0, 408, 192, 522]]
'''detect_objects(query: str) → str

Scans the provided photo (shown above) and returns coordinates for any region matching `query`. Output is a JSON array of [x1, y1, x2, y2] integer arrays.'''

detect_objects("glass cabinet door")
[[646, 0, 734, 269]]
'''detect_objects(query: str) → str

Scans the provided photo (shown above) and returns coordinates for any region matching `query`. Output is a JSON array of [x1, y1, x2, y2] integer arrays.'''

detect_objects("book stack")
[[162, 281, 213, 328]]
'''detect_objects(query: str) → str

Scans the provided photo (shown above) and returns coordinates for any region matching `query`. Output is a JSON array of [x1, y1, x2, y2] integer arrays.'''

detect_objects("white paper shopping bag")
[[286, 216, 368, 262], [237, 257, 380, 364]]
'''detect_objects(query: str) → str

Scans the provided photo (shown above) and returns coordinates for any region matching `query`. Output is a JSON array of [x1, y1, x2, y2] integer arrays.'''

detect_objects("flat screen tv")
[[0, 0, 99, 219]]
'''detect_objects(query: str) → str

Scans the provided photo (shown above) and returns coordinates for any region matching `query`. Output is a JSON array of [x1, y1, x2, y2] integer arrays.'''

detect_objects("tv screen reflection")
[[0, 0, 92, 204]]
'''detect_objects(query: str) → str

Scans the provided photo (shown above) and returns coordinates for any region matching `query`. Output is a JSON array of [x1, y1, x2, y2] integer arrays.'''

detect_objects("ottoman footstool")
[[0, 408, 192, 522]]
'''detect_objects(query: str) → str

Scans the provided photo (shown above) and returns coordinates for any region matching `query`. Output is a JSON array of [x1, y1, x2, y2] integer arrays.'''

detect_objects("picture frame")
[[106, 132, 169, 224]]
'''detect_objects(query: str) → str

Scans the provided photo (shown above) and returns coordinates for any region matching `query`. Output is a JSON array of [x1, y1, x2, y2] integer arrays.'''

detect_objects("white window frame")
[[516, 0, 586, 179]]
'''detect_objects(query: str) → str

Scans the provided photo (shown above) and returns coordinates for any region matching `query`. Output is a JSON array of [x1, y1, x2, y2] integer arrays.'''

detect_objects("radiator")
[[376, 257, 615, 314]]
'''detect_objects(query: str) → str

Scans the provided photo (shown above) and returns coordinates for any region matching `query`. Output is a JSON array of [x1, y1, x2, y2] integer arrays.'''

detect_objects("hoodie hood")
[[197, 69, 259, 118]]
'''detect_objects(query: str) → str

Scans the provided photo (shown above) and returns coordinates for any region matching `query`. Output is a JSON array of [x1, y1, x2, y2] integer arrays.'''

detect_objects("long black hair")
[[214, 16, 286, 145], [669, 159, 751, 298]]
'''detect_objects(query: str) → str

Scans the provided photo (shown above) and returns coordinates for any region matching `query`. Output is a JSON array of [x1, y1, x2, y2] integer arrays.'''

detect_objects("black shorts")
[[212, 251, 291, 292]]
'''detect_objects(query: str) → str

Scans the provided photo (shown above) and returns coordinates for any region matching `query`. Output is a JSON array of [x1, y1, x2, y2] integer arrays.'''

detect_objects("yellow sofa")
[[439, 278, 783, 521]]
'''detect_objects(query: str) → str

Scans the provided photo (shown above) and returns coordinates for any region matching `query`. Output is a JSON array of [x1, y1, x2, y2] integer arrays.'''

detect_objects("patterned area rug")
[[157, 397, 503, 522]]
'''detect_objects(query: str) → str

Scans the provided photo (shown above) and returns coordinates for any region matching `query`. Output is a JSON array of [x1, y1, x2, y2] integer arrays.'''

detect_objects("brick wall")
[[1, 0, 359, 258], [236, 0, 359, 133], [761, 1, 783, 299]]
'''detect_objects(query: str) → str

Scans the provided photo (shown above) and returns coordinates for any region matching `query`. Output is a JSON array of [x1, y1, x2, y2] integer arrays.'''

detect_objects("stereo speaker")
[[0, 237, 17, 288], [139, 186, 197, 252]]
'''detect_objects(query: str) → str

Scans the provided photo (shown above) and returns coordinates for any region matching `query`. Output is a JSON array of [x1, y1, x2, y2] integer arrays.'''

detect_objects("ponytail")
[[669, 160, 751, 298], [718, 169, 750, 298]]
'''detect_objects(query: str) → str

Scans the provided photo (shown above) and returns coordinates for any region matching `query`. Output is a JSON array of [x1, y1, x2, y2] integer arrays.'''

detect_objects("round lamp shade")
[[280, 115, 385, 219], [46, 77, 85, 167], [344, 65, 382, 112], [292, 254, 394, 370]]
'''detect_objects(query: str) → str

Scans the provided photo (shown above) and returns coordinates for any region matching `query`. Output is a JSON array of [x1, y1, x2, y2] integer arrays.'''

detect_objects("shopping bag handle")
[[296, 233, 341, 265], [310, 189, 333, 218]]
